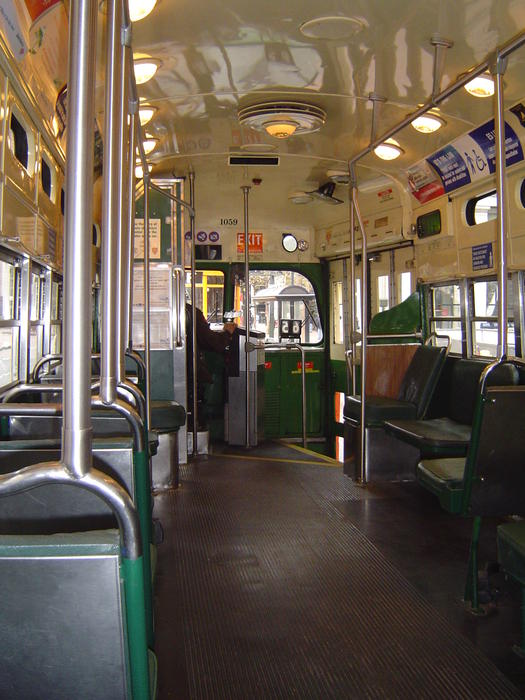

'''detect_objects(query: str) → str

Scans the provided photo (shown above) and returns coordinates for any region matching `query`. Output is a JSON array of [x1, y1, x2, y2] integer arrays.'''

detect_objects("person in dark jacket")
[[186, 303, 236, 427]]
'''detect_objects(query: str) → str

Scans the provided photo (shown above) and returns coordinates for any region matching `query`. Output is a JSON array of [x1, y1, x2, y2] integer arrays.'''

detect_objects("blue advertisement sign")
[[426, 113, 524, 195], [427, 145, 471, 193], [469, 120, 523, 173], [472, 242, 494, 271]]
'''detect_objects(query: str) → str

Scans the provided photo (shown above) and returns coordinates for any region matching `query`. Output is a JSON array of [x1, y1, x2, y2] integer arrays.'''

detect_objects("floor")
[[153, 440, 525, 699]]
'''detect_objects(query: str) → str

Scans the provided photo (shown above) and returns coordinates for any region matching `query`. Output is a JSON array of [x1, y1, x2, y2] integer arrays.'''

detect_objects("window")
[[9, 112, 29, 169], [0, 261, 17, 320], [185, 270, 225, 323], [399, 272, 412, 303], [429, 283, 462, 354], [466, 190, 497, 225], [332, 281, 343, 345], [470, 278, 515, 357], [234, 270, 323, 344], [377, 275, 390, 312], [41, 156, 54, 199]]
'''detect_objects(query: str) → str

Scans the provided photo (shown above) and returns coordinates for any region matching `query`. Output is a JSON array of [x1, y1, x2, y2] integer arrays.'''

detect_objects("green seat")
[[0, 529, 155, 699], [417, 457, 465, 513], [150, 400, 186, 432], [414, 373, 525, 613]]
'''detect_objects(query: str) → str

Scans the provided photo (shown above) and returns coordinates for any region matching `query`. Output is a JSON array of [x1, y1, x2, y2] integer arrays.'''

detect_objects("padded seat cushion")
[[344, 395, 417, 424], [417, 457, 465, 484], [385, 417, 471, 454], [150, 400, 186, 431]]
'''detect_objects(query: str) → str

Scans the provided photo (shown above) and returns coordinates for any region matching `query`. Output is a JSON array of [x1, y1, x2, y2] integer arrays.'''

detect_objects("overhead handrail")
[[265, 342, 307, 448]]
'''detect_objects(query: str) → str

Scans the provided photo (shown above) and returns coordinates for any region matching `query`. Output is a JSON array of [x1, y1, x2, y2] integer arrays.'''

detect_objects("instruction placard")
[[134, 219, 161, 259]]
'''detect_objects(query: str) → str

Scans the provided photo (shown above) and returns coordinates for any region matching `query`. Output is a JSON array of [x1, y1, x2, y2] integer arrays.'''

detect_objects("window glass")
[[51, 281, 61, 320], [399, 272, 412, 303], [377, 275, 389, 312], [355, 278, 362, 333], [466, 190, 497, 225], [471, 278, 515, 358], [0, 261, 17, 320], [30, 273, 41, 321], [0, 327, 19, 387], [430, 283, 462, 353], [29, 325, 43, 372], [41, 157, 52, 198], [50, 325, 61, 354], [185, 270, 224, 323], [234, 270, 322, 344], [9, 113, 29, 169], [332, 281, 343, 345]]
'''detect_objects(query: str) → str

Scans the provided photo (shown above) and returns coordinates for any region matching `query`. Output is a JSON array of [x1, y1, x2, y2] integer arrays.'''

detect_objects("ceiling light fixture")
[[299, 15, 365, 40], [142, 137, 158, 155], [238, 102, 326, 139], [129, 0, 157, 22], [464, 73, 494, 98], [133, 57, 160, 85], [374, 138, 404, 161], [138, 105, 157, 126], [411, 114, 445, 133], [264, 120, 298, 139]]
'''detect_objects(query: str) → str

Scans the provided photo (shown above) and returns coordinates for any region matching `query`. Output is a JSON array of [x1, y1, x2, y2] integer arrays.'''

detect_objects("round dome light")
[[138, 105, 157, 126], [411, 114, 445, 134], [142, 137, 158, 155], [464, 74, 494, 98], [129, 0, 157, 22], [133, 57, 159, 85], [374, 138, 403, 161], [238, 101, 326, 138], [264, 120, 299, 139]]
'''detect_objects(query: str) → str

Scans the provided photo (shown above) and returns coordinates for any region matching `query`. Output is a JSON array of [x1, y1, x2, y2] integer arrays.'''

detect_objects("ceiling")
[[120, 0, 525, 222]]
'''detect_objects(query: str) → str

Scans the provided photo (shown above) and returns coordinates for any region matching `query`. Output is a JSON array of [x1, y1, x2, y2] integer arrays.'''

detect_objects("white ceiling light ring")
[[299, 15, 365, 40], [464, 73, 495, 98], [374, 138, 404, 161], [288, 191, 314, 205], [238, 101, 326, 139], [411, 114, 446, 134]]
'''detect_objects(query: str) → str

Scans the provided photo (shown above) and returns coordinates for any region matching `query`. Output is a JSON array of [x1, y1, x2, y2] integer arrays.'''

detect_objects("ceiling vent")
[[238, 102, 326, 139], [327, 169, 350, 185], [228, 154, 280, 166]]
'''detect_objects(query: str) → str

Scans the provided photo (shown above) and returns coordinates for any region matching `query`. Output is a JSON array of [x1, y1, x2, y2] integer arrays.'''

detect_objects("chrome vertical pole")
[[189, 171, 198, 456], [62, 0, 97, 477], [100, 0, 122, 404], [143, 174, 151, 428], [117, 23, 130, 384], [126, 109, 137, 350], [351, 170, 368, 484], [491, 54, 509, 360], [242, 185, 251, 448], [349, 174, 357, 395]]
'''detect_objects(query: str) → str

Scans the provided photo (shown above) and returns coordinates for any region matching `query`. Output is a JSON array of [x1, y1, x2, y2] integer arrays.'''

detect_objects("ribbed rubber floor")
[[154, 446, 522, 699]]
